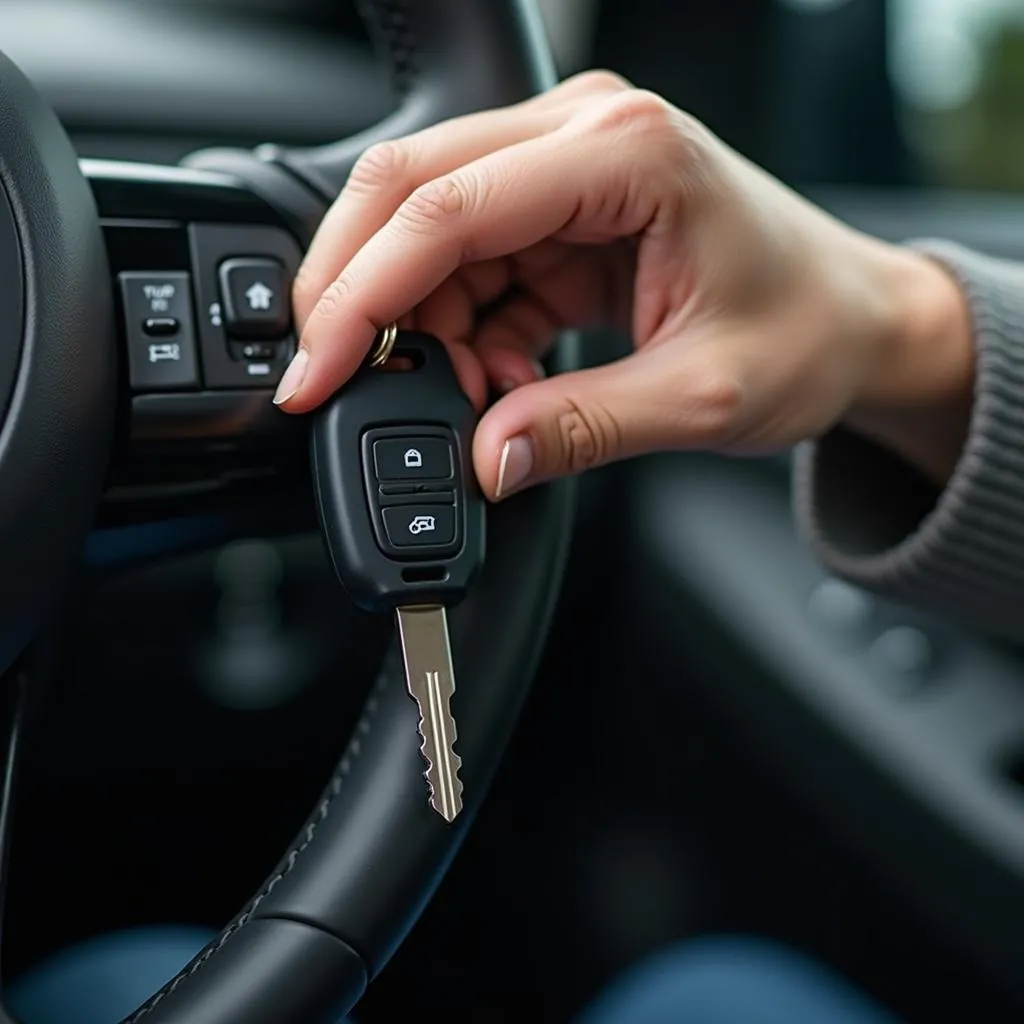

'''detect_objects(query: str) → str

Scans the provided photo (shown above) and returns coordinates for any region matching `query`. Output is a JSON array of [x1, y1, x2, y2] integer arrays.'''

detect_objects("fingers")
[[411, 258, 513, 345], [474, 242, 633, 355], [279, 113, 666, 412], [479, 345, 546, 395], [472, 343, 744, 500], [292, 105, 556, 332], [441, 340, 489, 412], [293, 69, 634, 332]]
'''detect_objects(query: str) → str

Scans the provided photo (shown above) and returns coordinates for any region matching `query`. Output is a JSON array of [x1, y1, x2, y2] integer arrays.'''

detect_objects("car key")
[[310, 330, 485, 822]]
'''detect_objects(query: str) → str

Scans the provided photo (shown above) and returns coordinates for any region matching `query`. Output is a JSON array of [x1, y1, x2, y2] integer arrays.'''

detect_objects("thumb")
[[473, 345, 743, 500]]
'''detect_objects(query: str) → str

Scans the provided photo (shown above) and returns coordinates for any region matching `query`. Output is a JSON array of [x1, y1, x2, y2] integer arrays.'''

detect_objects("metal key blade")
[[395, 604, 464, 822]]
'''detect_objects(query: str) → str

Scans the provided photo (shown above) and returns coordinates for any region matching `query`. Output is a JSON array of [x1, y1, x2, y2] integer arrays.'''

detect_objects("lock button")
[[373, 437, 453, 482], [360, 425, 463, 560]]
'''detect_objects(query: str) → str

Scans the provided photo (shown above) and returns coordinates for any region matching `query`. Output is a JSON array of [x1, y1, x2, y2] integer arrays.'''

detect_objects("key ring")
[[366, 321, 398, 367]]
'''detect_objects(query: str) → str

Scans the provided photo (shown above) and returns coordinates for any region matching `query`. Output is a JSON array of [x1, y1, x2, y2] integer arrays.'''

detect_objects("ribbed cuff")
[[794, 240, 1024, 640]]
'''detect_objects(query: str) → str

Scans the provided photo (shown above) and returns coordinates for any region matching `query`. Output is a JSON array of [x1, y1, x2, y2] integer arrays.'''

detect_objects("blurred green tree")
[[930, 19, 1024, 191]]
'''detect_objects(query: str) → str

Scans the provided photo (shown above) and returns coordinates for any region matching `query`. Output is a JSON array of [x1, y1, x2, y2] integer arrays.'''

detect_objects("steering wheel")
[[0, 3, 576, 1022]]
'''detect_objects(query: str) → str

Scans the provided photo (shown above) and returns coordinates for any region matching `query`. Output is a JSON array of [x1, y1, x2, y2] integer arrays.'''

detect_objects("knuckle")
[[583, 90, 712, 174], [624, 88, 677, 125], [588, 88, 676, 135], [312, 274, 353, 322], [667, 108, 713, 164], [572, 68, 633, 95], [678, 366, 744, 442], [553, 397, 622, 474], [402, 176, 472, 230], [672, 106, 708, 142], [348, 140, 408, 193]]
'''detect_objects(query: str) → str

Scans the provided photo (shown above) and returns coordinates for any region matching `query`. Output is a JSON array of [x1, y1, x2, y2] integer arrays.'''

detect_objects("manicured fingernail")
[[273, 348, 308, 405], [495, 435, 534, 499], [531, 359, 546, 380]]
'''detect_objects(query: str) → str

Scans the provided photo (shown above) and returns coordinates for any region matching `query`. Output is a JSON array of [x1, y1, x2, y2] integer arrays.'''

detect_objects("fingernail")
[[495, 435, 534, 499], [273, 348, 309, 405], [498, 379, 519, 394], [530, 359, 546, 380]]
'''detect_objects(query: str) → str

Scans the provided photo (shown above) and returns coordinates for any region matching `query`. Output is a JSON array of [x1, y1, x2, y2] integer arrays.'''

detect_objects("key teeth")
[[414, 710, 464, 823]]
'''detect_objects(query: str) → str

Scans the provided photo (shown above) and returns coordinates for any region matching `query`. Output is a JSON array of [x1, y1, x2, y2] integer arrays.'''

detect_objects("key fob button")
[[383, 505, 456, 548], [374, 437, 453, 481]]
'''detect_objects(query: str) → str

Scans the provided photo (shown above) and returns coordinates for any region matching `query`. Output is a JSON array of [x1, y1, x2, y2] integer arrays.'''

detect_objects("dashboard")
[[0, 0, 393, 163]]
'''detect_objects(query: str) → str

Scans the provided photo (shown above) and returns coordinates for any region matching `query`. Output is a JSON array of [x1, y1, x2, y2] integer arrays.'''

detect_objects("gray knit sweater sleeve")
[[793, 240, 1024, 641]]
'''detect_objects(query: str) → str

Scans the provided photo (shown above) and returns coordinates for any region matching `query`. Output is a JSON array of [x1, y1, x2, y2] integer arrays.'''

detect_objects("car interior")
[[3, 0, 1024, 1021]]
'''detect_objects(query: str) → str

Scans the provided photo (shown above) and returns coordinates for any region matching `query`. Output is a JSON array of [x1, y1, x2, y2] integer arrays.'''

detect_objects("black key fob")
[[310, 331, 485, 614]]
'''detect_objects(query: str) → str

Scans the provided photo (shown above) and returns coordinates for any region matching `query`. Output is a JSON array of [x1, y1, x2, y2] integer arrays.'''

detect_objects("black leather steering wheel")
[[0, 3, 577, 1022]]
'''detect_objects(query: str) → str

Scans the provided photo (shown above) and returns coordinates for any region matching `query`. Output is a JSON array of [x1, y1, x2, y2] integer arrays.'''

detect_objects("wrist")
[[844, 243, 976, 483]]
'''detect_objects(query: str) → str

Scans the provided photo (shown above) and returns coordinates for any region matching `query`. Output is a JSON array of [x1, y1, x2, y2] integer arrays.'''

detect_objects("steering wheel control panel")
[[113, 223, 300, 396], [85, 166, 318, 509]]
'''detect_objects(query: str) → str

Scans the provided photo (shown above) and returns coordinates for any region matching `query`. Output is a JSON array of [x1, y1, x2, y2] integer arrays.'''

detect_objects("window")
[[890, 0, 1024, 191]]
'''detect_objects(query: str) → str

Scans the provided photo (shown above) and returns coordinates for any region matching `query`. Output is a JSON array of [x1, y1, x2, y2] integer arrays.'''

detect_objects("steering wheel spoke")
[[267, 0, 558, 200]]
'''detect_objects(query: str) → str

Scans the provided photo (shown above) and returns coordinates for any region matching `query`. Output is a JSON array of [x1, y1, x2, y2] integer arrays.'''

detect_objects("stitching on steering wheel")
[[121, 649, 402, 1022], [355, 0, 418, 94]]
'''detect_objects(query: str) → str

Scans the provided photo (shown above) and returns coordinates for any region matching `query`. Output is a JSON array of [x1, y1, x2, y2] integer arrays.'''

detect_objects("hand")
[[279, 70, 974, 497]]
